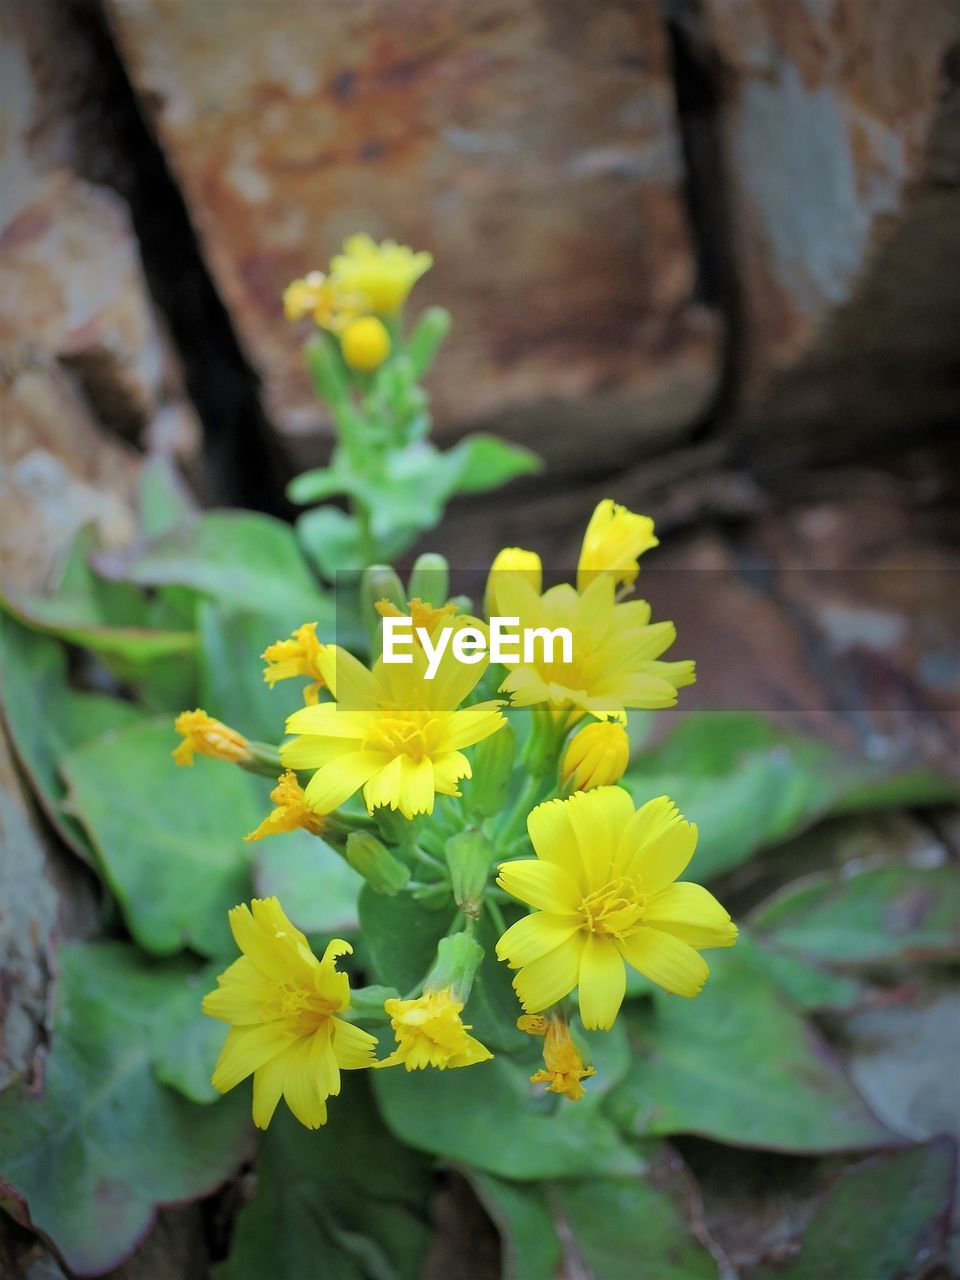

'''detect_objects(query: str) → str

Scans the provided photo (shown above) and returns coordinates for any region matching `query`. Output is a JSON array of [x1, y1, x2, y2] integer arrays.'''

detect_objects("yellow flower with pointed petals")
[[202, 898, 376, 1129], [375, 596, 460, 641], [496, 788, 737, 1030], [281, 621, 505, 819], [262, 622, 326, 706], [244, 772, 326, 843], [331, 233, 432, 314], [173, 709, 251, 766], [562, 718, 630, 791], [375, 988, 492, 1071], [521, 1013, 597, 1101], [577, 500, 658, 592], [496, 572, 694, 720], [282, 270, 362, 332], [484, 546, 542, 618]]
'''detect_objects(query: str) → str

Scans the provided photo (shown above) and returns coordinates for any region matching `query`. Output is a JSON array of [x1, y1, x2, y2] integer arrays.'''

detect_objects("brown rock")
[[696, 0, 958, 416], [105, 0, 719, 471]]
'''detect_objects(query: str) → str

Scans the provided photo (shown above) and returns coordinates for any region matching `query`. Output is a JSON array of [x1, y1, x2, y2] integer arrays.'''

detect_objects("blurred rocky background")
[[1, 0, 958, 1276]]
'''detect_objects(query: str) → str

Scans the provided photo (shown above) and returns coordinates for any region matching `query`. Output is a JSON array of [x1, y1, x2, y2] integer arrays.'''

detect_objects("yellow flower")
[[496, 788, 737, 1030], [577, 499, 658, 592], [262, 622, 326, 706], [331, 232, 432, 314], [561, 719, 630, 791], [375, 596, 460, 641], [341, 315, 391, 372], [281, 626, 505, 819], [282, 270, 361, 332], [521, 1013, 596, 1102], [202, 898, 376, 1129], [244, 772, 326, 843], [484, 547, 542, 618], [375, 988, 492, 1070], [173, 709, 251, 766], [496, 572, 694, 720]]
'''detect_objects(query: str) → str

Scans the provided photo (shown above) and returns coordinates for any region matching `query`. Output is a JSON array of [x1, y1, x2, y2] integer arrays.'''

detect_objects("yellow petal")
[[252, 1049, 289, 1129], [617, 927, 708, 998], [308, 1018, 341, 1098], [279, 735, 353, 772], [442, 704, 506, 750], [497, 860, 580, 915], [303, 750, 388, 812], [512, 933, 584, 1012], [285, 704, 373, 739], [318, 645, 379, 706], [282, 1038, 329, 1129], [495, 912, 580, 968], [432, 751, 471, 796], [211, 1024, 298, 1093], [645, 882, 738, 949], [397, 755, 436, 818], [332, 1017, 378, 1069], [526, 798, 584, 887], [577, 934, 626, 1030], [615, 796, 696, 891]]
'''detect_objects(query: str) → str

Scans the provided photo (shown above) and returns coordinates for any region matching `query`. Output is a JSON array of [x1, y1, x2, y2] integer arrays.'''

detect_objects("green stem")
[[497, 773, 542, 847], [486, 897, 508, 937]]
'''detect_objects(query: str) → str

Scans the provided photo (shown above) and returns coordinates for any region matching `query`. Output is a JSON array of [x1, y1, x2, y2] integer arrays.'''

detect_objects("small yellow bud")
[[341, 316, 391, 371], [561, 719, 630, 791], [173, 709, 251, 767], [484, 547, 542, 618], [577, 499, 658, 592]]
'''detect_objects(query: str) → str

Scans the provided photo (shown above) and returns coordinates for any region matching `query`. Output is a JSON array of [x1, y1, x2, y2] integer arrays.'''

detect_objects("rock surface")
[[105, 0, 719, 470]]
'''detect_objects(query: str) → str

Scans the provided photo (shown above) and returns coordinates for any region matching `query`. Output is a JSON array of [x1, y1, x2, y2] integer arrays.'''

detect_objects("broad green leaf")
[[0, 942, 248, 1276], [752, 1138, 956, 1280], [296, 506, 366, 579], [137, 455, 195, 538], [467, 1174, 563, 1280], [254, 834, 362, 936], [0, 615, 142, 862], [216, 1080, 431, 1280], [606, 950, 895, 1153], [61, 719, 261, 957], [440, 434, 541, 496], [749, 865, 960, 966], [626, 713, 958, 880], [373, 1045, 643, 1180], [358, 883, 455, 993], [93, 511, 331, 619], [735, 932, 861, 1012]]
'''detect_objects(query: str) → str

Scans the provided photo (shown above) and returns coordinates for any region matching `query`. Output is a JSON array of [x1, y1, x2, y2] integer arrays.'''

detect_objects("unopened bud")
[[407, 553, 449, 608], [464, 722, 516, 819], [425, 932, 484, 1002], [360, 564, 406, 654], [445, 831, 494, 917], [407, 306, 451, 378], [345, 832, 409, 896], [561, 719, 630, 792]]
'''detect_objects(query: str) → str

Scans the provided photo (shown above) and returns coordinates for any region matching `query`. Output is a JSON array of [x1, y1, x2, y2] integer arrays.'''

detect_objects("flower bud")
[[425, 932, 485, 1002], [345, 832, 409, 896], [463, 722, 517, 819], [407, 552, 449, 607], [341, 316, 391, 372], [407, 305, 451, 378], [361, 564, 406, 654], [444, 831, 494, 917], [484, 547, 542, 618], [561, 719, 630, 792], [577, 499, 658, 592]]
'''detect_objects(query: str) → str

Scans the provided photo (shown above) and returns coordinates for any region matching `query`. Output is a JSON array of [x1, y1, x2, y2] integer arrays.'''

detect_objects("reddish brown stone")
[[105, 0, 719, 468]]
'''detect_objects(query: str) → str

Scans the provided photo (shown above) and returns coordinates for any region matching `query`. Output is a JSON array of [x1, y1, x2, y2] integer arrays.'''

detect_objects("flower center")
[[266, 984, 337, 1035], [579, 877, 645, 938], [365, 707, 443, 761]]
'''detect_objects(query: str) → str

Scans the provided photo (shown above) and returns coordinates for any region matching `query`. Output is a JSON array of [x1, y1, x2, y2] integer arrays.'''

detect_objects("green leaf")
[[751, 1138, 956, 1280], [61, 719, 261, 957], [440, 434, 541, 496], [466, 1174, 563, 1280], [373, 1046, 643, 1180], [296, 506, 366, 579], [254, 834, 363, 936], [0, 615, 142, 862], [0, 942, 248, 1276], [358, 883, 455, 993], [93, 511, 331, 619], [216, 1080, 431, 1280], [626, 713, 958, 880], [735, 932, 861, 1012], [606, 950, 896, 1153], [749, 864, 960, 966], [137, 455, 195, 538]]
